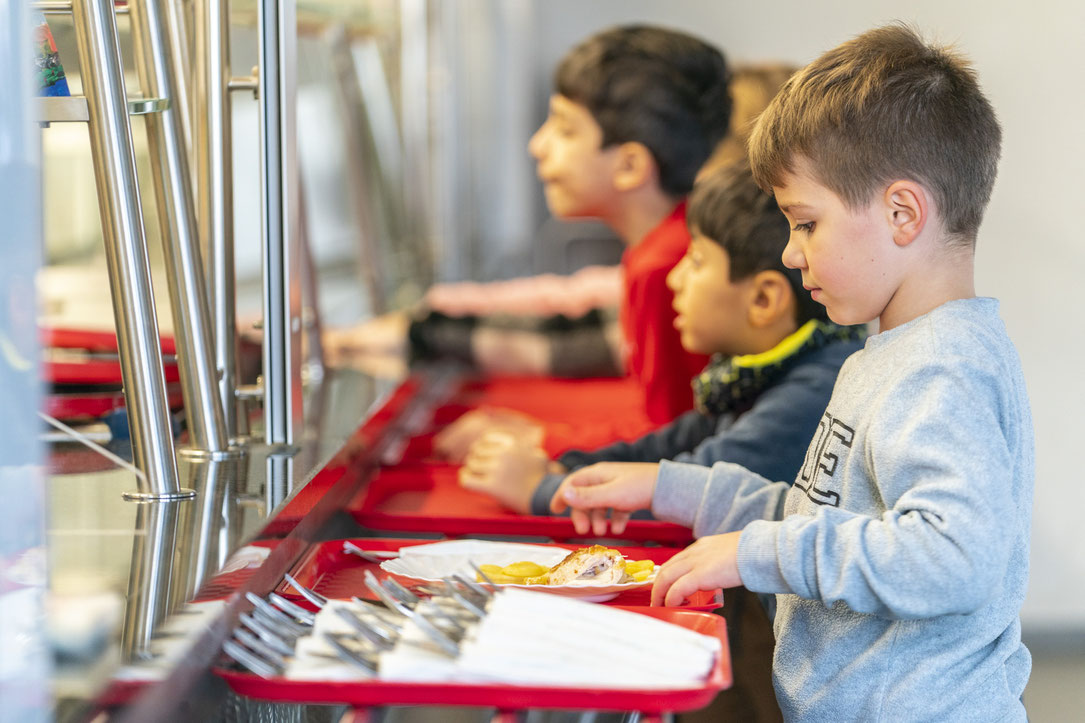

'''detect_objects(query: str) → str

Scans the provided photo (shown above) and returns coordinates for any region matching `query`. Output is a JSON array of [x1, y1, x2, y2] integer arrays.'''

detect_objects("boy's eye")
[[792, 222, 815, 233]]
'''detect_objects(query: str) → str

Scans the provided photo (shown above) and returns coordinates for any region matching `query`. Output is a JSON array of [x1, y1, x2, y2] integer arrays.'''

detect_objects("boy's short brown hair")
[[749, 24, 1001, 245], [688, 162, 828, 326], [555, 25, 732, 198]]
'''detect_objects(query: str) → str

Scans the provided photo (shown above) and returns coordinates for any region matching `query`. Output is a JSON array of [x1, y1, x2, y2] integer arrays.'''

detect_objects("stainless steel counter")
[[45, 366, 409, 720]]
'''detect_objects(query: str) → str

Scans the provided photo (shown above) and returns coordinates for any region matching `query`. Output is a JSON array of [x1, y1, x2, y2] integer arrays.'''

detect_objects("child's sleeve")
[[736, 360, 1024, 620], [652, 460, 791, 536]]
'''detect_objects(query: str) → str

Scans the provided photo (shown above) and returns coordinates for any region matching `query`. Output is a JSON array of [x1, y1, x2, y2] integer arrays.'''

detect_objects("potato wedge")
[[500, 561, 551, 578]]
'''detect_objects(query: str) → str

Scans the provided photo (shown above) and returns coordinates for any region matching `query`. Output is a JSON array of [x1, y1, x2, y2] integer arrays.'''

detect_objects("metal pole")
[[130, 0, 231, 457], [163, 0, 195, 169], [257, 0, 302, 447], [326, 24, 386, 316], [400, 0, 437, 289], [71, 0, 189, 499], [193, 0, 242, 441]]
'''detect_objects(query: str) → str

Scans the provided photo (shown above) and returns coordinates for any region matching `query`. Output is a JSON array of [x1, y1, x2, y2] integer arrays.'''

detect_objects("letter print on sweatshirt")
[[796, 412, 853, 506]]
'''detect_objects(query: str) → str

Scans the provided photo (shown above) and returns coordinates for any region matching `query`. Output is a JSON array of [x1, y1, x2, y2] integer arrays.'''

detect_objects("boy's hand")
[[322, 312, 409, 363], [434, 408, 544, 463], [651, 532, 744, 607], [550, 462, 660, 536], [458, 432, 550, 514]]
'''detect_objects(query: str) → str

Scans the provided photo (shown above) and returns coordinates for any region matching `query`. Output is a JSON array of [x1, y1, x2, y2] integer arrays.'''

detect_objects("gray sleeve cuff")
[[651, 460, 710, 529], [736, 519, 790, 594]]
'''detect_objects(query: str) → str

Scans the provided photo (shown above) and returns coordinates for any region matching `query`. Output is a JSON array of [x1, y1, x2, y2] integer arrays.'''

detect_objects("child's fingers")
[[610, 510, 632, 535], [570, 507, 592, 535], [663, 574, 701, 608], [651, 552, 694, 606], [591, 508, 610, 537], [458, 467, 488, 492]]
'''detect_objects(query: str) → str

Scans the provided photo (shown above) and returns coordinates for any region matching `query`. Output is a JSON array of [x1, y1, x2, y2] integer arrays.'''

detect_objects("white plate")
[[379, 540, 655, 603]]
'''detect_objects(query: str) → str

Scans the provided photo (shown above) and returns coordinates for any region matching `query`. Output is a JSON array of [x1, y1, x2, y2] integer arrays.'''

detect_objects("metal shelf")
[[35, 95, 168, 123]]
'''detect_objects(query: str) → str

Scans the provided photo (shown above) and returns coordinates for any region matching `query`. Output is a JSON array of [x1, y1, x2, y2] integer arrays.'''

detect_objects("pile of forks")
[[221, 557, 497, 680]]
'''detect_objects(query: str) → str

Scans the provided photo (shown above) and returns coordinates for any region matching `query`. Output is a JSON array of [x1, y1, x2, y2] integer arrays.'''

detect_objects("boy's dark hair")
[[688, 162, 828, 326], [749, 23, 1001, 246], [555, 25, 732, 197]]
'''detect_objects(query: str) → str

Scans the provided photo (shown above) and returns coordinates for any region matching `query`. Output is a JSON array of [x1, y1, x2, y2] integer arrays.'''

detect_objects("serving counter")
[[46, 366, 730, 722]]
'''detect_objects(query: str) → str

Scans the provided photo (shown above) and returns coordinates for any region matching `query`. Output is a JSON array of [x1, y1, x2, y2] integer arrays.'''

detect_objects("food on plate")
[[475, 545, 656, 586]]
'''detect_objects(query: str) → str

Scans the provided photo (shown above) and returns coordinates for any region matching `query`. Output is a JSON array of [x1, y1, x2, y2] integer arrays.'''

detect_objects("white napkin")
[[281, 588, 720, 690], [457, 588, 719, 689]]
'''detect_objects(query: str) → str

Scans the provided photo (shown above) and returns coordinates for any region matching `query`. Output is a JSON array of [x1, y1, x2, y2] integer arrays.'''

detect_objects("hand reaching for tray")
[[650, 532, 744, 607], [435, 408, 544, 463], [459, 431, 557, 514], [550, 462, 661, 536]]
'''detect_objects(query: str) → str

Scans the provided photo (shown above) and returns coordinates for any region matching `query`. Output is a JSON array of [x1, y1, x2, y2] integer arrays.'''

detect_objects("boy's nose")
[[781, 235, 806, 270], [528, 126, 546, 159], [666, 256, 688, 291]]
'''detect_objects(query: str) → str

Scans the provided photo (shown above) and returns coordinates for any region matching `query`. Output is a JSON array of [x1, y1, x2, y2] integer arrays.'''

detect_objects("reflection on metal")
[[71, 0, 185, 499], [178, 457, 237, 598], [130, 0, 233, 458], [297, 177, 325, 386], [264, 449, 294, 514], [257, 0, 303, 447], [35, 96, 168, 124], [122, 497, 190, 660], [194, 0, 242, 442]]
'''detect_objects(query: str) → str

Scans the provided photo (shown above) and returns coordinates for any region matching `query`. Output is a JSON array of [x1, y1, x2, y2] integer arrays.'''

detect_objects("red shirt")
[[620, 202, 709, 423]]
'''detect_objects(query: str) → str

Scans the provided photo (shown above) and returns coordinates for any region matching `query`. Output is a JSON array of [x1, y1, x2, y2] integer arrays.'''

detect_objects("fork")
[[283, 572, 328, 609], [223, 638, 282, 678], [342, 540, 400, 563]]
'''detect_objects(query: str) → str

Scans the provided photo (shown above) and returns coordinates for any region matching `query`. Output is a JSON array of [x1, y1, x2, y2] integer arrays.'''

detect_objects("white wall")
[[530, 0, 1085, 630]]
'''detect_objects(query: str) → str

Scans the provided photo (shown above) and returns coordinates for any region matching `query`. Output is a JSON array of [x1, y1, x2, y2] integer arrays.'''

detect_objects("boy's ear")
[[747, 270, 793, 329], [612, 141, 657, 191], [884, 180, 929, 247]]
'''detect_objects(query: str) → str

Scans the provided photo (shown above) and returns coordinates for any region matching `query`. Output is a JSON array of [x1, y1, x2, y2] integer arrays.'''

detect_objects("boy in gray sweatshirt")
[[551, 24, 1033, 722]]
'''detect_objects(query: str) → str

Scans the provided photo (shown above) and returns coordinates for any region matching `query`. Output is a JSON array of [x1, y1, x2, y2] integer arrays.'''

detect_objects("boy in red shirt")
[[527, 25, 731, 422]]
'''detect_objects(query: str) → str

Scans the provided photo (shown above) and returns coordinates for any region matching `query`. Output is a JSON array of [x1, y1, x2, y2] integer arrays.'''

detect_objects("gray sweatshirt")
[[653, 298, 1033, 722]]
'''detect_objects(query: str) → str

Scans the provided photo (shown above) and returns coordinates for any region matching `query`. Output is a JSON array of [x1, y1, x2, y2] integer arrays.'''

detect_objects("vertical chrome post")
[[257, 0, 302, 447], [130, 0, 231, 456], [400, 0, 435, 288], [193, 0, 242, 441], [72, 0, 189, 499], [164, 0, 195, 169], [326, 24, 386, 316]]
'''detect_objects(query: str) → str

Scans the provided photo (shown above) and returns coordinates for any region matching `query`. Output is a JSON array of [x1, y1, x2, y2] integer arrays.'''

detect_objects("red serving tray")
[[44, 383, 184, 420], [216, 606, 730, 711], [43, 327, 178, 355], [44, 357, 181, 386], [346, 464, 693, 545], [277, 538, 720, 611], [450, 376, 649, 422], [395, 375, 660, 463]]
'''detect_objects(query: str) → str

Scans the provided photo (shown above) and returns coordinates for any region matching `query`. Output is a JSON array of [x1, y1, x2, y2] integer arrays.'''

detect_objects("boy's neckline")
[[620, 201, 685, 249], [866, 297, 997, 345]]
